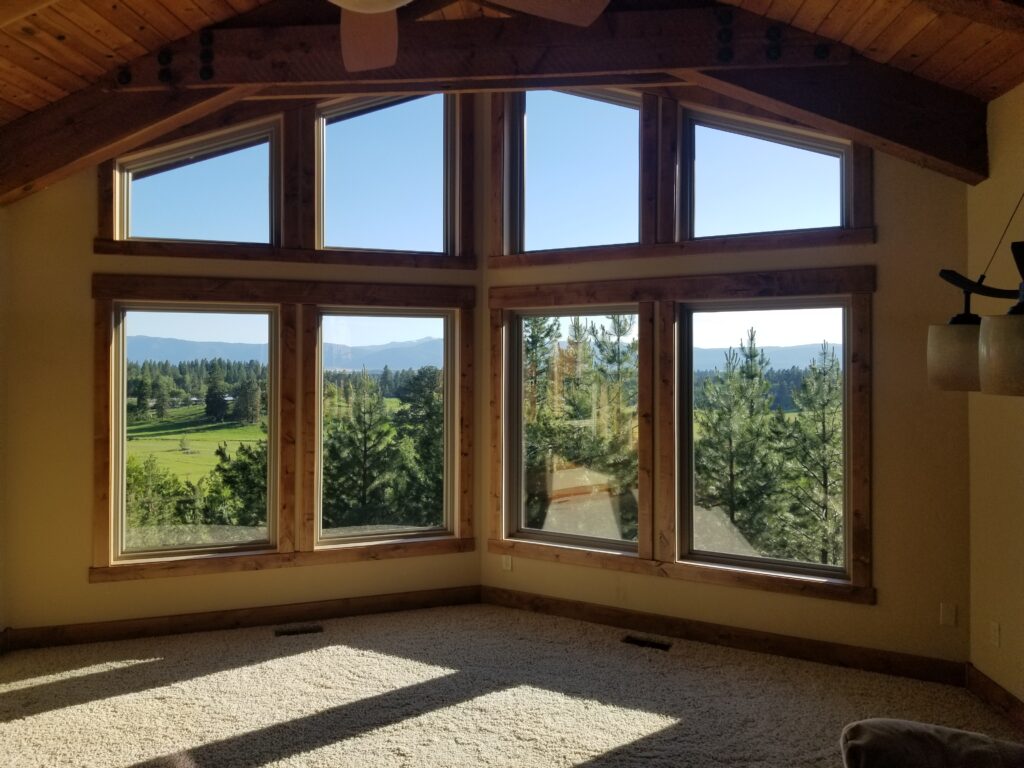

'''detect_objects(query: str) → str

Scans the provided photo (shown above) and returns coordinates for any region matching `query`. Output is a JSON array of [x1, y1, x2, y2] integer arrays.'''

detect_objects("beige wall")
[[968, 82, 1024, 698], [0, 114, 977, 662]]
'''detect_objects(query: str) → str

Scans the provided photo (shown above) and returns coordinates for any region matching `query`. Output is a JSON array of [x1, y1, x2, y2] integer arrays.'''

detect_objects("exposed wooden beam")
[[0, 84, 260, 204], [0, 0, 58, 29], [118, 8, 850, 91], [681, 63, 988, 184], [917, 1, 1024, 34]]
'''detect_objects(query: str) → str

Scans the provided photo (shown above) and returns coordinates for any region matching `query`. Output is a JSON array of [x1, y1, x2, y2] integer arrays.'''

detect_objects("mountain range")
[[693, 343, 841, 371], [127, 335, 444, 371], [127, 336, 839, 373]]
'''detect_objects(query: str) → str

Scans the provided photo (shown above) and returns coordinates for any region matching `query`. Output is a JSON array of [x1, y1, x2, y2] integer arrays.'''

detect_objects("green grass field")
[[127, 405, 265, 482]]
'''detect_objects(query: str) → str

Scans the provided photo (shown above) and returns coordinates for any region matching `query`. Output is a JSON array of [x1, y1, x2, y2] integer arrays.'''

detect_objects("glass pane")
[[129, 141, 271, 242], [693, 124, 842, 238], [122, 310, 271, 553], [320, 314, 447, 538], [519, 313, 639, 543], [690, 307, 845, 567], [524, 91, 639, 251], [323, 96, 444, 252]]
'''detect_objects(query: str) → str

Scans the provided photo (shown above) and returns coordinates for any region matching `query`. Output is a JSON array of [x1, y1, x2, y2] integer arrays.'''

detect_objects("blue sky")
[[127, 92, 841, 346]]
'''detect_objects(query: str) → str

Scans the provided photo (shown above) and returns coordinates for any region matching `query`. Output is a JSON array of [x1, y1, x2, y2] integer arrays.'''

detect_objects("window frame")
[[490, 91, 875, 269], [678, 296, 854, 581], [91, 275, 476, 582], [111, 301, 281, 561], [683, 113, 852, 240], [312, 306, 459, 546], [316, 95, 456, 256], [489, 266, 874, 604], [504, 305, 645, 553], [114, 117, 282, 246]]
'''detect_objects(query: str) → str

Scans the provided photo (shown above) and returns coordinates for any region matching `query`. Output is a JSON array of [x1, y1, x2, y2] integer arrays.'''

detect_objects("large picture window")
[[114, 305, 276, 558], [509, 311, 640, 547], [685, 303, 847, 574], [317, 311, 454, 542]]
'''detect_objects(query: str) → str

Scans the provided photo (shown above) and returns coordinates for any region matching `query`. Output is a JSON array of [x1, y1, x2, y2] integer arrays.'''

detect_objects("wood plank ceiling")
[[718, 0, 1024, 100]]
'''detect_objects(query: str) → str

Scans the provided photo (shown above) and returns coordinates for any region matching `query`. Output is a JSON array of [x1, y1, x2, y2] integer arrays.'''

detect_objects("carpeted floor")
[[0, 604, 1018, 767]]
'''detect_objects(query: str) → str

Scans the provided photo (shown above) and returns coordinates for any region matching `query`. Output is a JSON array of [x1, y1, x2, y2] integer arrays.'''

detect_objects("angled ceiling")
[[0, 0, 1021, 204]]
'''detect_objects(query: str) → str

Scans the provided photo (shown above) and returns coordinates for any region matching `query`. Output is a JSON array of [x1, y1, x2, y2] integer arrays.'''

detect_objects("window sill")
[[94, 238, 475, 270], [91, 537, 475, 582], [488, 539, 875, 604], [488, 226, 876, 269]]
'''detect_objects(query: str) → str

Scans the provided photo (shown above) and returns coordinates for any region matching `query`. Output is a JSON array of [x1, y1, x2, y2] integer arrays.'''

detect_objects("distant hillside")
[[128, 336, 444, 371], [694, 343, 841, 372]]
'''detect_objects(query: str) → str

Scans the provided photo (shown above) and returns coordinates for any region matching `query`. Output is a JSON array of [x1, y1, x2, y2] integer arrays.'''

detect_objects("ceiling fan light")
[[979, 314, 1024, 395], [927, 323, 980, 391]]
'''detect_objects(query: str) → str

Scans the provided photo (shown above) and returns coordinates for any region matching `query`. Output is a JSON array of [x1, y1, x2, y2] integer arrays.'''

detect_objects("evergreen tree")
[[521, 316, 561, 528], [781, 343, 845, 565], [693, 329, 786, 549], [205, 373, 229, 422], [153, 379, 168, 418], [205, 439, 268, 527], [321, 372, 399, 528], [393, 366, 445, 527], [562, 316, 594, 420], [233, 377, 262, 425], [136, 375, 151, 416], [125, 454, 184, 528]]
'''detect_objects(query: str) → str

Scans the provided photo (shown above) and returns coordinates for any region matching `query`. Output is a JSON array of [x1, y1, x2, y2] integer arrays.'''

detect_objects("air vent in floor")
[[622, 634, 672, 651], [274, 624, 324, 637]]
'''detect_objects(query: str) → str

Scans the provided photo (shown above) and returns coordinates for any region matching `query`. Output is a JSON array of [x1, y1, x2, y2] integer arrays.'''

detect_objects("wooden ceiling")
[[1, 0, 1023, 204]]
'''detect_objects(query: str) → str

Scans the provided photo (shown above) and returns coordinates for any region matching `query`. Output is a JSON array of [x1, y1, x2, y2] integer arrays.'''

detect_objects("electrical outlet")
[[501, 555, 513, 572], [940, 603, 957, 627], [990, 621, 1002, 647]]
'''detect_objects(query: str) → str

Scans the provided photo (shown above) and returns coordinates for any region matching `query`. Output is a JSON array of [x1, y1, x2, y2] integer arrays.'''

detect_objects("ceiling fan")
[[326, 0, 611, 72]]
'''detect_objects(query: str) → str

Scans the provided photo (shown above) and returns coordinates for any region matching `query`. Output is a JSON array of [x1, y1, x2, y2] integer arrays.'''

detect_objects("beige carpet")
[[0, 604, 1018, 767]]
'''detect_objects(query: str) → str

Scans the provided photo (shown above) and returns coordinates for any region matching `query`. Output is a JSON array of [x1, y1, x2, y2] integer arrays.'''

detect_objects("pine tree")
[[781, 343, 845, 565], [205, 373, 229, 422], [562, 316, 594, 420], [233, 377, 262, 425], [321, 371, 399, 528], [393, 366, 444, 527], [136, 375, 151, 416], [522, 316, 561, 420], [693, 329, 786, 550], [153, 379, 168, 418]]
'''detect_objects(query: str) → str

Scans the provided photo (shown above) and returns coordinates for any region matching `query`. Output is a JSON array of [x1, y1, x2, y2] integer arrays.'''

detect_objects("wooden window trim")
[[97, 94, 476, 270], [91, 274, 475, 583], [488, 265, 875, 605], [489, 92, 875, 269], [299, 295, 475, 551]]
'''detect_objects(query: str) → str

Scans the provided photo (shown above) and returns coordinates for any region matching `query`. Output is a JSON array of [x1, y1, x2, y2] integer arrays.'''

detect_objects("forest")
[[123, 357, 446, 547], [520, 317, 845, 567]]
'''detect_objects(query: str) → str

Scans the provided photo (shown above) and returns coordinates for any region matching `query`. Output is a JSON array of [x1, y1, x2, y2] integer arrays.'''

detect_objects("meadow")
[[127, 405, 265, 481]]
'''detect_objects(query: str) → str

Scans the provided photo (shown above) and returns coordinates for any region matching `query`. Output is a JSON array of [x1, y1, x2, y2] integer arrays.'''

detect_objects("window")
[[684, 304, 847, 574], [690, 119, 844, 238], [509, 311, 641, 548], [317, 311, 454, 542], [507, 90, 640, 253], [491, 91, 873, 267], [321, 96, 448, 253], [114, 305, 277, 558], [92, 276, 475, 581], [117, 121, 278, 244], [490, 267, 873, 603]]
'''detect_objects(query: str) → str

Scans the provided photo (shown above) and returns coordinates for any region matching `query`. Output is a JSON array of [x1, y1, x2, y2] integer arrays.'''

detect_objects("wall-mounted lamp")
[[929, 241, 1024, 396]]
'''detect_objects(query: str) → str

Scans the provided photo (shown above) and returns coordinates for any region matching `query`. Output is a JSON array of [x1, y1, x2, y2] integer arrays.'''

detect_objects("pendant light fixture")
[[930, 189, 1024, 395]]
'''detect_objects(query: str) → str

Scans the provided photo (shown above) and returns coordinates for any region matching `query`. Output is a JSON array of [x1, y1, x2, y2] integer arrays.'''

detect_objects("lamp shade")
[[330, 0, 411, 11], [927, 323, 980, 391], [980, 314, 1024, 395]]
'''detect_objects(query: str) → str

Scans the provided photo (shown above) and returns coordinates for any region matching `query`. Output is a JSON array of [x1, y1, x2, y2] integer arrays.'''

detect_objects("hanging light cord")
[[979, 186, 1024, 284]]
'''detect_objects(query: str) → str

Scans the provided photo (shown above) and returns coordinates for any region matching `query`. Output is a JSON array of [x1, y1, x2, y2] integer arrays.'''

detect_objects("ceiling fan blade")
[[340, 7, 398, 72], [490, 0, 609, 26]]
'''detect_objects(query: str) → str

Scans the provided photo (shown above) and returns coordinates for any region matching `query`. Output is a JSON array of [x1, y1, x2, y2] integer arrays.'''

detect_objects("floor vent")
[[622, 634, 672, 651], [274, 624, 324, 637]]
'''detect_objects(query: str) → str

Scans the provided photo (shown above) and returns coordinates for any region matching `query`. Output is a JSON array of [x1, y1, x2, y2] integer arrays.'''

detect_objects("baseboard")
[[2, 585, 481, 652], [481, 586, 965, 687], [967, 664, 1024, 733]]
